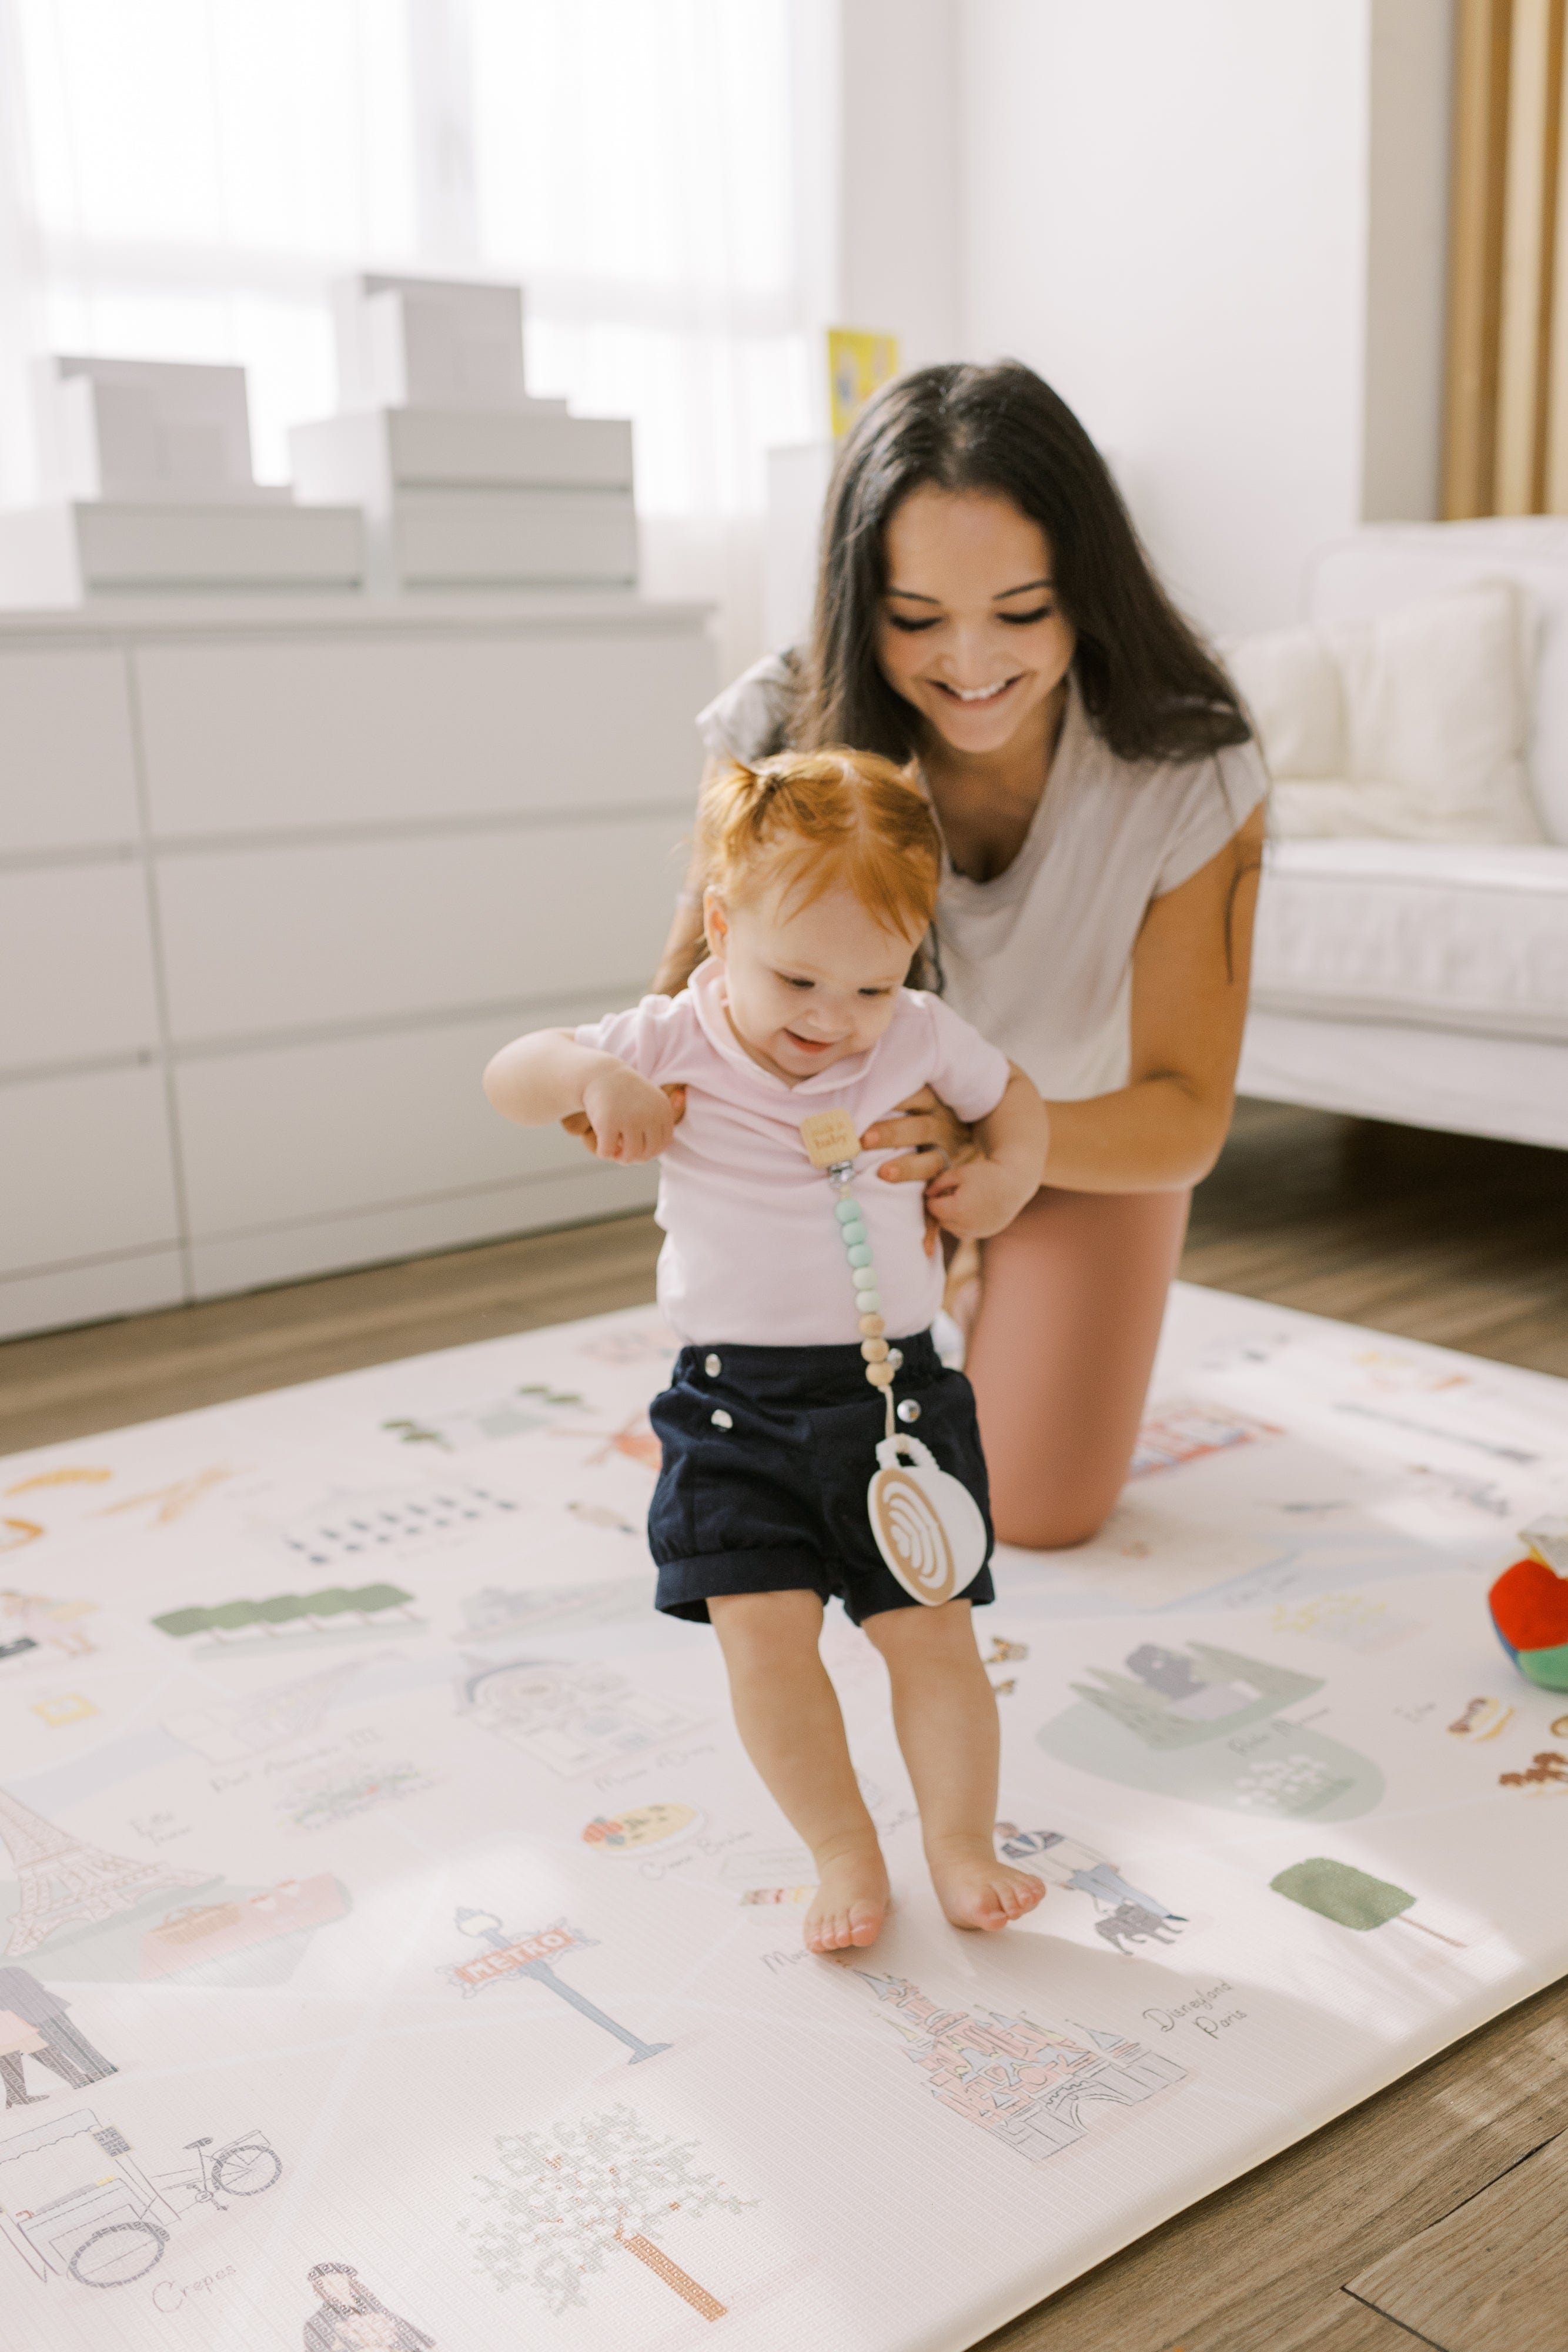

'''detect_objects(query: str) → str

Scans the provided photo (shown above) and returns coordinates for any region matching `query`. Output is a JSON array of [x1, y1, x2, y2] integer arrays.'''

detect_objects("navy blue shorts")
[[647, 1329, 995, 1626]]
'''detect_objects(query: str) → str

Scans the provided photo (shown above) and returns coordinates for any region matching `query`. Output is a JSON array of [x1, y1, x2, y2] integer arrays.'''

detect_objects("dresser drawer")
[[175, 1004, 625, 1237], [184, 1161, 653, 1302], [0, 647, 139, 854], [134, 624, 715, 834], [154, 814, 685, 1043], [0, 864, 161, 1073], [0, 1064, 180, 1276], [0, 1251, 185, 1341]]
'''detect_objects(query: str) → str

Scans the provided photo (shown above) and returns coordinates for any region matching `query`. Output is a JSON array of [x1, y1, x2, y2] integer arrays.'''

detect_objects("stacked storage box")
[[289, 276, 637, 593], [0, 357, 363, 604]]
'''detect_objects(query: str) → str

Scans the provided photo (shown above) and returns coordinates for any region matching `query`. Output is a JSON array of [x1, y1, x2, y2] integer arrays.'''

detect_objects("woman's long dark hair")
[[796, 360, 1250, 767]]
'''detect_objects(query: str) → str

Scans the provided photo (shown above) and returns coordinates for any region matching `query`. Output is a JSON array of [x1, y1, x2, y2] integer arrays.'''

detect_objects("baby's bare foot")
[[929, 1843, 1045, 1933], [804, 1847, 890, 1954]]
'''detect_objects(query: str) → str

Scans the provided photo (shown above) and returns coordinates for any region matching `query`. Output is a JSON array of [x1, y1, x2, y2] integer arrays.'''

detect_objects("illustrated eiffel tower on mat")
[[0, 1786, 205, 1957]]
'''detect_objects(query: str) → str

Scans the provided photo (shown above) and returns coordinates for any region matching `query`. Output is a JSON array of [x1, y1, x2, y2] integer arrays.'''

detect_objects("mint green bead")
[[851, 1264, 879, 1291], [846, 1243, 872, 1267], [840, 1220, 868, 1248], [834, 1198, 859, 1223]]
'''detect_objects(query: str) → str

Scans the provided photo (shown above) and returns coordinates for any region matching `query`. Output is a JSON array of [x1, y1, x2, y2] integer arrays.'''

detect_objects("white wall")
[[760, 0, 965, 659], [836, 0, 963, 374], [787, 0, 964, 411], [957, 0, 1452, 638]]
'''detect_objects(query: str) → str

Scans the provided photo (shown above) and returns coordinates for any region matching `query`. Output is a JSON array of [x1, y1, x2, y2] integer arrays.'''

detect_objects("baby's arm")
[[924, 1064, 1048, 1240], [483, 1031, 677, 1164]]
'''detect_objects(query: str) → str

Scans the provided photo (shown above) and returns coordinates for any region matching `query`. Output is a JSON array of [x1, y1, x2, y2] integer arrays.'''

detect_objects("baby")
[[484, 750, 1048, 1953]]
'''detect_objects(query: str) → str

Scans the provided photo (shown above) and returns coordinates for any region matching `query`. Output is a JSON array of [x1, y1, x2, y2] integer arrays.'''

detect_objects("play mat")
[[2, 1281, 1566, 2352]]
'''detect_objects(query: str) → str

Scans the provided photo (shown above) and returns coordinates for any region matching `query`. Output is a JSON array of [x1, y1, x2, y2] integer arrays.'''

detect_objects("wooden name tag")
[[798, 1110, 861, 1168]]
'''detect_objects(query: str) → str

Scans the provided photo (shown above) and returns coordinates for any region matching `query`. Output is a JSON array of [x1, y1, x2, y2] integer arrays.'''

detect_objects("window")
[[0, 0, 819, 662]]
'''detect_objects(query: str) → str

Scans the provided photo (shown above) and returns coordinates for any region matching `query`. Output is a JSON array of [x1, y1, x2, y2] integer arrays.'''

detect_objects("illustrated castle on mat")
[[857, 1974, 1186, 2161]]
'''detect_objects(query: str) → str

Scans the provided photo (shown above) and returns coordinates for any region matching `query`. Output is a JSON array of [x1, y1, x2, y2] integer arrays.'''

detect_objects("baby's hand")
[[579, 1066, 679, 1163], [924, 1154, 1035, 1241], [564, 1083, 684, 1159]]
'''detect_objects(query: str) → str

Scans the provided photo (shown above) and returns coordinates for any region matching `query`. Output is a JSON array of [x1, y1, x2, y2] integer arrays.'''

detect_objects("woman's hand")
[[861, 1087, 975, 1182], [861, 1086, 977, 1255], [924, 1064, 1047, 1240]]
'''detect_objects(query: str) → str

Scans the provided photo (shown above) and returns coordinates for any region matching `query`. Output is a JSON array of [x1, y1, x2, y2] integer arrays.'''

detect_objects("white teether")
[[867, 1434, 987, 1606]]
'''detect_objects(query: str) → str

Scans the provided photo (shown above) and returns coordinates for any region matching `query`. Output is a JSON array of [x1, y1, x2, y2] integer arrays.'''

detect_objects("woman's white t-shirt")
[[697, 657, 1268, 1101]]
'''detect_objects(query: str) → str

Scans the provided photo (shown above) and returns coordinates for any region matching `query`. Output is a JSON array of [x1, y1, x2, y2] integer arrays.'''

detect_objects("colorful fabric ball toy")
[[1489, 1519, 1568, 1690]]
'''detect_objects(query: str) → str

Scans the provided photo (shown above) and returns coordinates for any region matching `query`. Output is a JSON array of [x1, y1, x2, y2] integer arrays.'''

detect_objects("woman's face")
[[875, 486, 1076, 757]]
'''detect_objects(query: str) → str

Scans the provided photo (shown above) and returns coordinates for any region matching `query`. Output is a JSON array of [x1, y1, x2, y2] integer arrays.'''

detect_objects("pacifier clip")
[[799, 1111, 986, 1608]]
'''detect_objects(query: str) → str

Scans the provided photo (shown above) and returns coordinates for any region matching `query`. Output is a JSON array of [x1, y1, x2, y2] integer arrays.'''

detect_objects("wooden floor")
[[4, 1101, 1567, 2348], [1182, 1097, 1568, 1381]]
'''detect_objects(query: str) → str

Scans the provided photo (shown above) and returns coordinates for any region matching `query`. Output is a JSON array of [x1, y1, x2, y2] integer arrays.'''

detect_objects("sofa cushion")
[[1223, 622, 1343, 777], [1308, 519, 1568, 844], [1226, 580, 1543, 844], [1252, 840, 1568, 1041]]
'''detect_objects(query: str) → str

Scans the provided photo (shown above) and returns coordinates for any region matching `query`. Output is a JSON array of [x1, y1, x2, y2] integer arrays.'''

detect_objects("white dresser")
[[1, 594, 716, 1341]]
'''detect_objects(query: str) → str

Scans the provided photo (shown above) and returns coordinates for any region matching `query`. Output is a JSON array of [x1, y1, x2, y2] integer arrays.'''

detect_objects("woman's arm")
[[650, 761, 726, 997], [863, 807, 1265, 1196], [651, 888, 707, 998], [1042, 804, 1265, 1192]]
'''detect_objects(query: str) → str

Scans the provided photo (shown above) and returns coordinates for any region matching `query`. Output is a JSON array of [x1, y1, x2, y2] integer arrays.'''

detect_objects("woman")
[[653, 360, 1266, 1549]]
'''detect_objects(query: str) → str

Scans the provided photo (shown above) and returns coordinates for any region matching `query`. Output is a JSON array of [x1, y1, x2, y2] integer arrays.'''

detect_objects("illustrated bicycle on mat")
[[0, 2106, 282, 2287]]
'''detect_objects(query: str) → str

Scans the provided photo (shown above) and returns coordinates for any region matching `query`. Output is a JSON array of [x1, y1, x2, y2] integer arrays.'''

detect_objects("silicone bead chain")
[[825, 1158, 902, 1437]]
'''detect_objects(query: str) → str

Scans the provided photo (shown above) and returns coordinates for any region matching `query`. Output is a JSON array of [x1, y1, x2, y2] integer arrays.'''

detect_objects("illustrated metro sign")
[[452, 1925, 575, 1988], [444, 1909, 670, 2064]]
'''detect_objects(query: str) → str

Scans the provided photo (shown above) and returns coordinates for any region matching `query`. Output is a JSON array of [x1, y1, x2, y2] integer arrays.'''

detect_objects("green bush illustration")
[[151, 1583, 417, 1639]]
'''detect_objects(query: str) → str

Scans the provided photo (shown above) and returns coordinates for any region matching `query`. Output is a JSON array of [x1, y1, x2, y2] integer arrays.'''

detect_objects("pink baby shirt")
[[574, 959, 1011, 1347]]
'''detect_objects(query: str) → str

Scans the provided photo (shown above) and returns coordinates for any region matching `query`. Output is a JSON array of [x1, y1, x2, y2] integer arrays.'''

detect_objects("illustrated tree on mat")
[[464, 2103, 749, 2321]]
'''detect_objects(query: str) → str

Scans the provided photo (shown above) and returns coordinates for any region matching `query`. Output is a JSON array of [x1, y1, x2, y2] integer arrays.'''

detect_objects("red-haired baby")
[[484, 750, 1048, 1953]]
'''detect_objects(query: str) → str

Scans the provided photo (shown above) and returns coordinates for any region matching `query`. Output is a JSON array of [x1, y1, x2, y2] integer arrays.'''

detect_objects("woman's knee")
[[990, 1476, 1119, 1553]]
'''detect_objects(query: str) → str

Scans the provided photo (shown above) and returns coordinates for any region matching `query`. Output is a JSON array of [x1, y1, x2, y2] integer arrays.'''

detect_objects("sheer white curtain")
[[0, 0, 821, 665]]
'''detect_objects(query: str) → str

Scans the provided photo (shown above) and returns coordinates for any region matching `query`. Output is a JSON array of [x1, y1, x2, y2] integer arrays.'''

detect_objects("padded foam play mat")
[[2, 1282, 1567, 2352]]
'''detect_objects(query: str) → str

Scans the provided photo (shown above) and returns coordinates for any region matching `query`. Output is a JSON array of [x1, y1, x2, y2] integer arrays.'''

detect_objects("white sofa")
[[1239, 520, 1568, 1153]]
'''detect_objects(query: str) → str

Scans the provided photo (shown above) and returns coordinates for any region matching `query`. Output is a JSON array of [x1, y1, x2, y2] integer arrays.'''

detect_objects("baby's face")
[[705, 881, 921, 1084]]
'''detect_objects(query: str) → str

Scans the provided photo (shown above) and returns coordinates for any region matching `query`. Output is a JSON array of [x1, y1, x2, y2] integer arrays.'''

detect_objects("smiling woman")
[[660, 362, 1268, 1551], [876, 486, 1078, 886]]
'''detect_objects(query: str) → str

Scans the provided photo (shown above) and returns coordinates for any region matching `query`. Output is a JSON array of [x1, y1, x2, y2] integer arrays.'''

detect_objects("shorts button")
[[897, 1399, 921, 1423], [704, 1352, 722, 1377], [710, 1408, 734, 1430]]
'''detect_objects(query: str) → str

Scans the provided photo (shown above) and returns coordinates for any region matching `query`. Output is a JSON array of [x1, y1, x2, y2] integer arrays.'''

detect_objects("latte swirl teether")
[[868, 1434, 988, 1606], [800, 1115, 983, 1606]]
